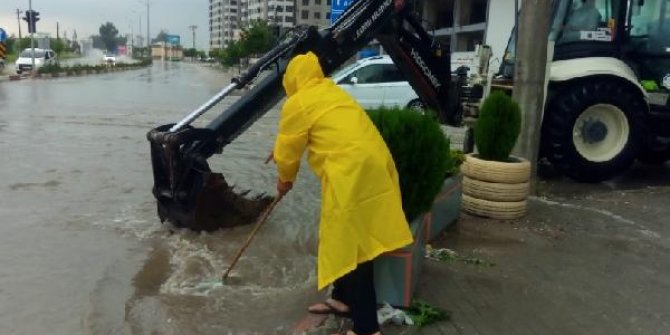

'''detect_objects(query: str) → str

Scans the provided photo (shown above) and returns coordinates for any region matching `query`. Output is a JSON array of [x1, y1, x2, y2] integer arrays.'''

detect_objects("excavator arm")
[[147, 0, 462, 230]]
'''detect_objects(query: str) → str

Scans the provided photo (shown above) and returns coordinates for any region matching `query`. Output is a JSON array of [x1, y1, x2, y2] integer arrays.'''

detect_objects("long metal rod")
[[170, 83, 239, 132], [221, 193, 283, 282]]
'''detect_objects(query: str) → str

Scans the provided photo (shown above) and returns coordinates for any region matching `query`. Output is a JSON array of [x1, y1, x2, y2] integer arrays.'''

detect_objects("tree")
[[51, 38, 67, 55], [99, 22, 120, 52], [239, 20, 274, 56], [152, 30, 168, 44], [183, 48, 197, 58], [221, 41, 243, 67]]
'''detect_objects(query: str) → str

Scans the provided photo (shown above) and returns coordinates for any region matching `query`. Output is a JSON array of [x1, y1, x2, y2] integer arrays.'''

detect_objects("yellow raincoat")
[[273, 52, 414, 290]]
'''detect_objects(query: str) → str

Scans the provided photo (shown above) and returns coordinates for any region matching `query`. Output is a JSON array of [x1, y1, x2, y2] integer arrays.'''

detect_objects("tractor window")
[[555, 0, 618, 44], [629, 0, 670, 53]]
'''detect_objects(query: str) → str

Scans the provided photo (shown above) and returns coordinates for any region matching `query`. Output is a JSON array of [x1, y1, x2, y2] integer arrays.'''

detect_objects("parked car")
[[331, 55, 424, 110], [15, 48, 57, 74], [103, 53, 116, 65]]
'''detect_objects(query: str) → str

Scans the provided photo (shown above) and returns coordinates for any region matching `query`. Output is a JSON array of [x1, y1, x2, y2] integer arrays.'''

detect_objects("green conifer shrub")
[[474, 91, 522, 161], [367, 107, 451, 221]]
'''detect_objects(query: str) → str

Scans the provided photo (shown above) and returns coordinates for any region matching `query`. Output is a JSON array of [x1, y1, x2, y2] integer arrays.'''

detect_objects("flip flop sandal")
[[308, 301, 351, 318]]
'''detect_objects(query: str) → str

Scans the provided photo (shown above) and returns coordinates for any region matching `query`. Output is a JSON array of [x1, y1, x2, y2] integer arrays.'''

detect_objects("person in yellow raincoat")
[[268, 51, 413, 335]]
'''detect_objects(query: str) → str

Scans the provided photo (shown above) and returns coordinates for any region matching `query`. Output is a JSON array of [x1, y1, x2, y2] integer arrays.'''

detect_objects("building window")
[[315, 0, 321, 4], [276, 5, 284, 12], [231, 0, 237, 4], [327, 0, 331, 5], [302, 0, 309, 5], [301, 10, 309, 19], [285, 16, 294, 22], [326, 12, 330, 19], [314, 11, 321, 19]]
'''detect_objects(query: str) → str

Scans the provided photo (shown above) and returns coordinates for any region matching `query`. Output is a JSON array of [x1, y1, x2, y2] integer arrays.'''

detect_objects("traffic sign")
[[0, 28, 7, 43], [0, 42, 6, 59], [166, 34, 180, 46], [330, 0, 357, 24]]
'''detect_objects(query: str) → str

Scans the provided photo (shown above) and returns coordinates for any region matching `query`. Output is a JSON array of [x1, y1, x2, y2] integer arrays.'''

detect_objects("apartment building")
[[244, 0, 296, 29], [209, 0, 242, 49], [417, 0, 517, 62], [296, 0, 331, 29]]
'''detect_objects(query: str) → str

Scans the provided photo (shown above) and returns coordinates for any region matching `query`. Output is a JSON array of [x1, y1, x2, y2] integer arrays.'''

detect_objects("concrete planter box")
[[374, 214, 426, 308], [424, 174, 462, 242], [374, 175, 462, 307]]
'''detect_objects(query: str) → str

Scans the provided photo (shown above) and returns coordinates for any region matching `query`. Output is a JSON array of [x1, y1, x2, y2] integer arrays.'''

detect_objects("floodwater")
[[0, 62, 325, 334]]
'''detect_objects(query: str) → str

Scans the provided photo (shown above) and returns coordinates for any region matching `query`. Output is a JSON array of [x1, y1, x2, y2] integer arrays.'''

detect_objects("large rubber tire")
[[460, 154, 531, 184], [462, 176, 529, 202], [462, 194, 527, 220], [637, 147, 670, 165], [544, 79, 645, 182]]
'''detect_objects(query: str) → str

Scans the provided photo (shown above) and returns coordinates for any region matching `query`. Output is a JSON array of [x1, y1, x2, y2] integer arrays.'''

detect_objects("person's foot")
[[307, 298, 350, 316], [331, 331, 381, 335]]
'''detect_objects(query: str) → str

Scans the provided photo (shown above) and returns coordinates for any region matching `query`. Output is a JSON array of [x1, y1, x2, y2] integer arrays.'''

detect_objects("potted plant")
[[461, 91, 530, 219], [366, 106, 459, 307]]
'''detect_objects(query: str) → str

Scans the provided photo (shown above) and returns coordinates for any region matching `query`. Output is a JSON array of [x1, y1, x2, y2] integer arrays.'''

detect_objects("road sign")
[[0, 28, 7, 43], [330, 0, 357, 24], [166, 35, 180, 46], [0, 42, 6, 60]]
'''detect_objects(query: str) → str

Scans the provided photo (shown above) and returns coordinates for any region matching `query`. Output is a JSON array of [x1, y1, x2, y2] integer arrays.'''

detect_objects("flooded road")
[[0, 62, 324, 334]]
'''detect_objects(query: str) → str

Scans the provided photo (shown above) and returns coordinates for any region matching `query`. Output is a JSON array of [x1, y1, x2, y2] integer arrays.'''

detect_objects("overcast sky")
[[0, 0, 209, 49]]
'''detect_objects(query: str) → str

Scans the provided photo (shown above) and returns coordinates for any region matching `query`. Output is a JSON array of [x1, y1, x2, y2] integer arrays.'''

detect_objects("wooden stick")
[[221, 193, 284, 282]]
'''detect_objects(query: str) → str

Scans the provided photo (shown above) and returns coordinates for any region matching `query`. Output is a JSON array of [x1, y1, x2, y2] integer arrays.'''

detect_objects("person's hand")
[[265, 151, 274, 164], [277, 178, 293, 196]]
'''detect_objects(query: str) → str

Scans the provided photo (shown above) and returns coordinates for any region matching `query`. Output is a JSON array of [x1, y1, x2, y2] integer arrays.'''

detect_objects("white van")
[[331, 55, 423, 110], [15, 48, 57, 74]]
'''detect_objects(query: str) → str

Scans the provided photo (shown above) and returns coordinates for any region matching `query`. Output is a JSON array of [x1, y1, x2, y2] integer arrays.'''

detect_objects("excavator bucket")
[[147, 124, 272, 231]]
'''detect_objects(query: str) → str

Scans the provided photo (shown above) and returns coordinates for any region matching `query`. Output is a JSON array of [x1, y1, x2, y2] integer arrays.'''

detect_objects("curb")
[[1, 65, 150, 82]]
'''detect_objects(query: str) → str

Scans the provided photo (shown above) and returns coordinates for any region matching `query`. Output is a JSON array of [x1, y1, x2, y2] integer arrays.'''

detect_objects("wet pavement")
[[0, 61, 324, 334], [377, 163, 670, 335], [1, 60, 669, 335]]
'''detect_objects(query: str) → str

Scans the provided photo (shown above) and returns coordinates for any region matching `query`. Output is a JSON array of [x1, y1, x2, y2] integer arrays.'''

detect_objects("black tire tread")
[[544, 79, 645, 182]]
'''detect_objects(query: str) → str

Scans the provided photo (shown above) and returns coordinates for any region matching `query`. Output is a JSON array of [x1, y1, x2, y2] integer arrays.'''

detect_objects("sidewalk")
[[313, 162, 670, 335]]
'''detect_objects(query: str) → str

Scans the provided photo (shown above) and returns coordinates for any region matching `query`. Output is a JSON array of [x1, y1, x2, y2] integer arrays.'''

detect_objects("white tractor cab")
[[497, 0, 670, 182], [15, 48, 57, 74]]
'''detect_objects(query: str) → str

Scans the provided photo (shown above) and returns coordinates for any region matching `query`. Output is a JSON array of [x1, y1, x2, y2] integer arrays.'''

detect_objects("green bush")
[[367, 107, 451, 221], [474, 91, 521, 161], [37, 63, 63, 74]]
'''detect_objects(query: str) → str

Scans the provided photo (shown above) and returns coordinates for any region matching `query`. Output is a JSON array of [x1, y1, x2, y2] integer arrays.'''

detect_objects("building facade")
[[210, 0, 242, 50], [296, 0, 331, 29], [418, 0, 517, 64]]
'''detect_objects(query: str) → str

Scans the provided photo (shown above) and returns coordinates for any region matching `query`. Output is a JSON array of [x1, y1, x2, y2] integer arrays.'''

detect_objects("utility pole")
[[512, 0, 552, 193], [146, 1, 150, 49], [188, 24, 197, 61], [56, 22, 59, 40], [16, 9, 23, 41]]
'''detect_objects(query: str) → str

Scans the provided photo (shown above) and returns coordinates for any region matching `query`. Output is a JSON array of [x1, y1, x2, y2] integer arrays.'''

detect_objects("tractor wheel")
[[637, 147, 670, 165], [544, 80, 644, 182]]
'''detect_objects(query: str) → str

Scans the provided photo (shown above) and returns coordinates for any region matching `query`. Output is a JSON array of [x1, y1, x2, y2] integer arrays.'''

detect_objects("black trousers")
[[332, 260, 380, 335]]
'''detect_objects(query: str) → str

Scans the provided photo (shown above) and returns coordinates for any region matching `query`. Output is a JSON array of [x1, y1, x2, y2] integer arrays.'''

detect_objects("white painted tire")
[[460, 154, 531, 184], [462, 176, 529, 202], [462, 194, 527, 220]]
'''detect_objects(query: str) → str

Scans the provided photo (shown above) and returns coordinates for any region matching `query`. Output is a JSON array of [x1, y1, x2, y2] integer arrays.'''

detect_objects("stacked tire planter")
[[461, 153, 531, 219]]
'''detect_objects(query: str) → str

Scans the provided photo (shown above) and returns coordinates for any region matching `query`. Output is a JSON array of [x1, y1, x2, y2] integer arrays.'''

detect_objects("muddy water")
[[0, 62, 324, 334]]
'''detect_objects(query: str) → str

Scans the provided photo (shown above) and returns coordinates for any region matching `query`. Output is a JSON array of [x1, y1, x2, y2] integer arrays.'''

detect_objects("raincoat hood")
[[282, 52, 325, 97]]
